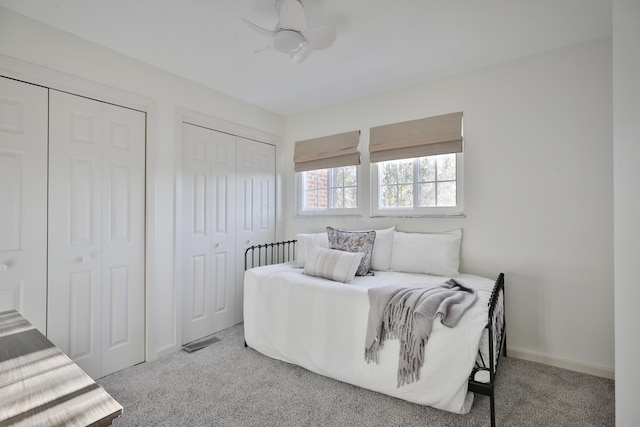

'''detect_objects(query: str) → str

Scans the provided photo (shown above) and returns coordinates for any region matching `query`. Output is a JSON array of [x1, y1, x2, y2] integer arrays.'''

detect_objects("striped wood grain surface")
[[0, 310, 123, 426]]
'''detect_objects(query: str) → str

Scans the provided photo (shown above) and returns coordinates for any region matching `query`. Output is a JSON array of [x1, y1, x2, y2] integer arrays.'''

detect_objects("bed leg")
[[503, 330, 507, 358], [244, 340, 247, 348], [490, 394, 496, 427]]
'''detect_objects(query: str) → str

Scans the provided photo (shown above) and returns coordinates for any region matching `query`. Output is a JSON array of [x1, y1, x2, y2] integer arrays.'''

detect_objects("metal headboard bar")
[[244, 240, 297, 270]]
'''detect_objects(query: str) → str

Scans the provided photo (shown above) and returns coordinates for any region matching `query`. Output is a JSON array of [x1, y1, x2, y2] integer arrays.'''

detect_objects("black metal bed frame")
[[244, 240, 506, 427], [468, 272, 506, 427], [244, 239, 297, 270]]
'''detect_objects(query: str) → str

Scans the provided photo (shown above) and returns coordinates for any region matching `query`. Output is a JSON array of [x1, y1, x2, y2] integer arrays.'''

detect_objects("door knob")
[[81, 254, 92, 263], [0, 264, 7, 272]]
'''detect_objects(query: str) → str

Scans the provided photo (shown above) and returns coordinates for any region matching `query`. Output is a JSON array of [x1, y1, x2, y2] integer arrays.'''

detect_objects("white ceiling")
[[0, 0, 612, 116]]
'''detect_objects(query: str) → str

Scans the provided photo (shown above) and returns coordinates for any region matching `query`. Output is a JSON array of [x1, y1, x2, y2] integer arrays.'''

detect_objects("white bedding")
[[243, 263, 496, 414]]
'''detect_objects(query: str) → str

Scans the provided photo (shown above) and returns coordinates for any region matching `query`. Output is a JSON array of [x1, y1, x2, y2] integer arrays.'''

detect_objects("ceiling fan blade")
[[303, 24, 336, 50], [291, 45, 314, 63], [255, 44, 274, 54], [243, 18, 274, 37], [277, 0, 306, 31]]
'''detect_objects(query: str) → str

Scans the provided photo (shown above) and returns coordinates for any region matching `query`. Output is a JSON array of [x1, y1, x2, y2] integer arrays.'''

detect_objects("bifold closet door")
[[235, 137, 276, 323], [0, 77, 48, 333], [182, 124, 275, 343], [47, 90, 145, 379], [182, 123, 237, 344]]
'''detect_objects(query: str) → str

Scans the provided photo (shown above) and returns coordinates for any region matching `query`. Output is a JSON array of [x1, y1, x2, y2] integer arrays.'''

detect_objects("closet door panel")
[[182, 125, 237, 344], [48, 91, 145, 378], [182, 124, 214, 343], [0, 77, 48, 333], [100, 103, 145, 376], [69, 270, 96, 359], [235, 138, 275, 323], [0, 153, 21, 250], [48, 90, 103, 378], [236, 138, 275, 245], [210, 131, 236, 331]]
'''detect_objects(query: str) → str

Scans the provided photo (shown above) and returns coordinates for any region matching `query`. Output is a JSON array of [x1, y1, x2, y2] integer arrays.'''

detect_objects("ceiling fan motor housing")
[[273, 29, 305, 53]]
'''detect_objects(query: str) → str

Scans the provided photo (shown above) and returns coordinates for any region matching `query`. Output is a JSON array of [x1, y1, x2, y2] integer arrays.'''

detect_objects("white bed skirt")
[[243, 263, 495, 414]]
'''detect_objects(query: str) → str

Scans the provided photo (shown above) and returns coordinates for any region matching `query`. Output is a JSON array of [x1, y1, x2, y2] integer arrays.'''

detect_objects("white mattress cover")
[[243, 263, 496, 414]]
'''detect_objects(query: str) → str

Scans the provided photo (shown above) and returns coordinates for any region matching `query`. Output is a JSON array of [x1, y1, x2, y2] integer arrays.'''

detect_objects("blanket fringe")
[[364, 280, 477, 388]]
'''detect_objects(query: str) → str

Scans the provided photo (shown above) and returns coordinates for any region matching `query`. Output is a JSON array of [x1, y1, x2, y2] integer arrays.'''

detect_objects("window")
[[294, 129, 361, 216], [373, 153, 463, 216], [369, 111, 464, 217], [299, 165, 359, 214]]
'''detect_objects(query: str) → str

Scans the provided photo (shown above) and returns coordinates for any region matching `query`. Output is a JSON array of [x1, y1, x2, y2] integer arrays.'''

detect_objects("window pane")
[[301, 165, 358, 212], [333, 167, 344, 186], [398, 184, 413, 207], [302, 191, 313, 208], [317, 169, 328, 188], [331, 188, 344, 208], [436, 154, 456, 180], [305, 171, 317, 189], [304, 189, 316, 209], [344, 187, 357, 208], [398, 161, 414, 184], [317, 189, 328, 208], [381, 185, 397, 207], [418, 157, 436, 182], [313, 189, 319, 207], [344, 166, 357, 186], [418, 182, 436, 207], [437, 182, 456, 206], [381, 162, 397, 185]]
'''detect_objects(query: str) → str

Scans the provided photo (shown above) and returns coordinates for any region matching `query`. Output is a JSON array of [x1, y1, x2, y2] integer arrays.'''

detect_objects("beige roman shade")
[[369, 112, 463, 163], [294, 130, 361, 172]]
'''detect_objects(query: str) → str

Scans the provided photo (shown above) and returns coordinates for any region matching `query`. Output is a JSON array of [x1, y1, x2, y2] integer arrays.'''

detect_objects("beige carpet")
[[98, 323, 614, 426]]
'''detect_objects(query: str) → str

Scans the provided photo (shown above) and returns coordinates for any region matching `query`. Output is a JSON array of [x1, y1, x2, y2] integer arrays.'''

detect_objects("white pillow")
[[369, 226, 395, 271], [389, 229, 462, 277], [303, 246, 363, 283], [294, 232, 328, 268]]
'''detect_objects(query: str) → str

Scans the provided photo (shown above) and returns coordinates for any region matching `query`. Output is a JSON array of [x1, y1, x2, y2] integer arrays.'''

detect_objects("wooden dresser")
[[0, 310, 123, 426]]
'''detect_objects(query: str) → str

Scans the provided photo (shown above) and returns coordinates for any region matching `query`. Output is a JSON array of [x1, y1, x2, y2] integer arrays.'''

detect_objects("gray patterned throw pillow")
[[326, 227, 376, 276]]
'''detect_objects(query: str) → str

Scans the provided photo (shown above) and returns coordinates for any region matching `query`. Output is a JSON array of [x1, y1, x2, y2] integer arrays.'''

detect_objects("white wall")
[[613, 0, 640, 425], [283, 38, 614, 377], [0, 7, 284, 360]]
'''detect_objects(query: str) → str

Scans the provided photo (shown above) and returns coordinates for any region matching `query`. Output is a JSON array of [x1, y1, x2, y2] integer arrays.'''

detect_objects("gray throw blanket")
[[364, 279, 477, 387]]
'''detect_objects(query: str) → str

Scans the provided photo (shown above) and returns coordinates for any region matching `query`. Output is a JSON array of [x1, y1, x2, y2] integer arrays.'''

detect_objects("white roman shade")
[[294, 130, 361, 172], [369, 112, 463, 163]]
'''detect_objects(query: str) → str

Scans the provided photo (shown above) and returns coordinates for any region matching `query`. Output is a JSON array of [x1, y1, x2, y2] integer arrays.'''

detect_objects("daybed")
[[243, 227, 505, 426]]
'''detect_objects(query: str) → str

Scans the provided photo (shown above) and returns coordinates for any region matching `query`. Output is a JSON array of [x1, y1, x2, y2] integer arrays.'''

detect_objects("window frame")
[[296, 165, 363, 217], [370, 153, 464, 217]]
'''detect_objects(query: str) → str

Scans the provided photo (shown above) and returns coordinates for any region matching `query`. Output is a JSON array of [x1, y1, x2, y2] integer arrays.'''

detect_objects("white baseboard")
[[154, 342, 180, 361], [506, 346, 615, 380]]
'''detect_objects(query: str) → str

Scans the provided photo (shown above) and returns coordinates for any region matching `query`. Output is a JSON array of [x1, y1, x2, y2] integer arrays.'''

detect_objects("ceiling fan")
[[244, 0, 337, 63]]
